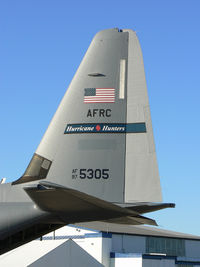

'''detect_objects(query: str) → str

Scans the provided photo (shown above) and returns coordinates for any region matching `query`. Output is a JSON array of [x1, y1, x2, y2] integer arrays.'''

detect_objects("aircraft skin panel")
[[0, 183, 30, 202], [124, 29, 162, 202], [0, 202, 48, 239]]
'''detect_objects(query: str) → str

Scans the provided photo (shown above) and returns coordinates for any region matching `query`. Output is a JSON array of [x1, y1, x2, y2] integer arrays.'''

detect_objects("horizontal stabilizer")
[[24, 181, 157, 226], [118, 202, 175, 214], [101, 215, 157, 226]]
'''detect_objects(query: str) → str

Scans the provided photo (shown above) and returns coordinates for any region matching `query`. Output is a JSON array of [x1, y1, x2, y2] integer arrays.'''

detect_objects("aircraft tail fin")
[[14, 29, 162, 204]]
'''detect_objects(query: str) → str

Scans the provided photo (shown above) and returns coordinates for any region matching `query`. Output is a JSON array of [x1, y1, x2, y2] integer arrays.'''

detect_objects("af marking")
[[87, 109, 111, 117], [72, 169, 78, 179]]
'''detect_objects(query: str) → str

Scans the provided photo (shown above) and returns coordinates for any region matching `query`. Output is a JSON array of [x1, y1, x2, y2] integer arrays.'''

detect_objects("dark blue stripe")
[[64, 123, 146, 134], [143, 254, 175, 260], [126, 123, 146, 133]]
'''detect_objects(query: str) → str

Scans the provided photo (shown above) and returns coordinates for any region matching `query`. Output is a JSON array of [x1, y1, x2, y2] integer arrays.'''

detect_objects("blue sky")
[[0, 0, 200, 235]]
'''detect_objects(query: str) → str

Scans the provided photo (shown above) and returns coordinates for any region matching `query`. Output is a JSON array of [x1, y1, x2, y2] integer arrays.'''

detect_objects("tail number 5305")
[[79, 169, 109, 179]]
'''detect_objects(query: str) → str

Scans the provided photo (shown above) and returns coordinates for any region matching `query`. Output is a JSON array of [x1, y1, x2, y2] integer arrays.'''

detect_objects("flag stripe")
[[84, 96, 115, 98], [84, 101, 115, 103], [84, 99, 115, 101]]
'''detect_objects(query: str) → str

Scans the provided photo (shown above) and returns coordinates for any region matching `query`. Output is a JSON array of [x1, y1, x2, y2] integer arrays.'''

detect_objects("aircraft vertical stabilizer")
[[14, 29, 162, 204]]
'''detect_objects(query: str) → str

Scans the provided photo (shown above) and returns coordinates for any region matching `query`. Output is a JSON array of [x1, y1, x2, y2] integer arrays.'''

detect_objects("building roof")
[[75, 222, 200, 241]]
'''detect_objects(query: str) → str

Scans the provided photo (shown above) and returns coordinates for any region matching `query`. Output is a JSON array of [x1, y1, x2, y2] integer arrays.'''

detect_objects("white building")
[[1, 223, 200, 267]]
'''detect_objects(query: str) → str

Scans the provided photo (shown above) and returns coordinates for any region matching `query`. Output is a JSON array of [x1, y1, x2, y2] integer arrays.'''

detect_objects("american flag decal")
[[84, 88, 115, 103]]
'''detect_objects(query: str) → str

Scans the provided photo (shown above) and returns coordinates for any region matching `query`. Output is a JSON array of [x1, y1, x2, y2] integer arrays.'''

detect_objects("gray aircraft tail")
[[14, 28, 162, 204]]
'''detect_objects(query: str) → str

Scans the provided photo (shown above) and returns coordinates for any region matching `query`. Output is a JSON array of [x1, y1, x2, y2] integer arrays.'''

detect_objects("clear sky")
[[0, 0, 200, 236]]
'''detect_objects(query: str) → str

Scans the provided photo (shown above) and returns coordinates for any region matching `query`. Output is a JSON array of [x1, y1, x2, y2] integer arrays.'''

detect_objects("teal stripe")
[[64, 123, 146, 134], [126, 123, 146, 133]]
